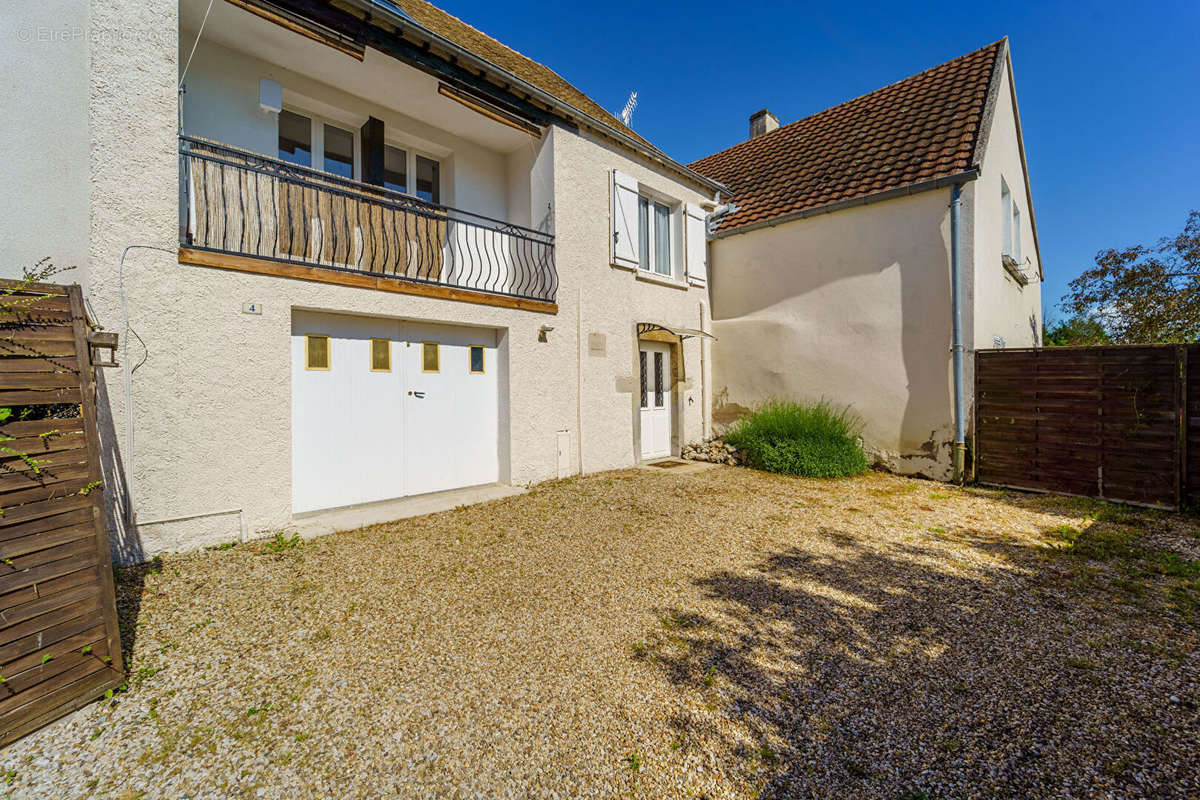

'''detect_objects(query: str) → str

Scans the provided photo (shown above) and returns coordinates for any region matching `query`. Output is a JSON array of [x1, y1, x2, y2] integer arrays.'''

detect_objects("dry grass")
[[1, 468, 1197, 799]]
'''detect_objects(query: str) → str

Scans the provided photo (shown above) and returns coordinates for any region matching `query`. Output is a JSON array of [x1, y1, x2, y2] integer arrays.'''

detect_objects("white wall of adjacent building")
[[708, 190, 961, 479], [707, 53, 1042, 481], [0, 0, 92, 286], [971, 63, 1043, 351]]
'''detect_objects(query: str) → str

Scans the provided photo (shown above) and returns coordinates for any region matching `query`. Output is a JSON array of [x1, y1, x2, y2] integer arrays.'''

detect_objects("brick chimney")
[[749, 109, 779, 139]]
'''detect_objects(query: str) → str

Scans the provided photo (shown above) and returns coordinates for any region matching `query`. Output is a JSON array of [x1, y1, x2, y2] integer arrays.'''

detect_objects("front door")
[[639, 341, 672, 460]]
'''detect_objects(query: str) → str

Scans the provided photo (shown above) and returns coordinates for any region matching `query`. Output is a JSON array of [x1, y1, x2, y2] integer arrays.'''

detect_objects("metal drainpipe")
[[950, 183, 967, 483]]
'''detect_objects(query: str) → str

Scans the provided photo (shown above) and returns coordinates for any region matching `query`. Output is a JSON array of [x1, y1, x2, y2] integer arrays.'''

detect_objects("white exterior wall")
[[42, 0, 712, 561], [0, 0, 92, 286], [551, 130, 712, 475], [179, 39, 512, 219], [709, 191, 959, 478], [971, 64, 1043, 350]]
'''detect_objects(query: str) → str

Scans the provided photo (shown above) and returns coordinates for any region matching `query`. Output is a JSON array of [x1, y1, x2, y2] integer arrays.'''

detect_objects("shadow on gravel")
[[636, 525, 1195, 799], [112, 557, 160, 670]]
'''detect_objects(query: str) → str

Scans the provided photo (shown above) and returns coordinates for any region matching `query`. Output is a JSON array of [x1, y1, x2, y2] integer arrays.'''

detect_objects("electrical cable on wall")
[[116, 244, 175, 524]]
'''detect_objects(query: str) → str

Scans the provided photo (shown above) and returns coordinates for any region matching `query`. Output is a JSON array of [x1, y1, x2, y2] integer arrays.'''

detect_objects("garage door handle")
[[411, 391, 426, 398]]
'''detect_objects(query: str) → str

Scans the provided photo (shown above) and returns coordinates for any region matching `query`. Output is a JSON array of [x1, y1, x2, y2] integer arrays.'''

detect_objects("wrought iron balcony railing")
[[179, 136, 557, 304]]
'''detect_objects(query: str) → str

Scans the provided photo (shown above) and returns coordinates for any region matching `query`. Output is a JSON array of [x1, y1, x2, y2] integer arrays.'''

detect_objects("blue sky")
[[440, 0, 1199, 319]]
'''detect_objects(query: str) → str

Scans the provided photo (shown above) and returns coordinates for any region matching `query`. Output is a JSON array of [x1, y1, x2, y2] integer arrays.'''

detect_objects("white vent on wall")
[[993, 336, 1007, 349]]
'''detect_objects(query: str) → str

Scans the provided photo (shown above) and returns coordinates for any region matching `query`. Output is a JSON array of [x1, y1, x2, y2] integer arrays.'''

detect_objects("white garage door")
[[291, 311, 500, 513]]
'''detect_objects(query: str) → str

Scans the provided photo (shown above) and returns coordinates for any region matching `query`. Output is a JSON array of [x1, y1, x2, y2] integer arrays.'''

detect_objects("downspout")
[[950, 183, 966, 483]]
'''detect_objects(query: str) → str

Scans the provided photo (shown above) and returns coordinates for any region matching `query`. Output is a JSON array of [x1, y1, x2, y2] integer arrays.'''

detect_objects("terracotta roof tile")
[[393, 0, 651, 147], [691, 40, 1006, 233]]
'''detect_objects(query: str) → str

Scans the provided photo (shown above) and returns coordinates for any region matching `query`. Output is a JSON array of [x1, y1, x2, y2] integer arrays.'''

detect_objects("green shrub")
[[724, 399, 869, 478]]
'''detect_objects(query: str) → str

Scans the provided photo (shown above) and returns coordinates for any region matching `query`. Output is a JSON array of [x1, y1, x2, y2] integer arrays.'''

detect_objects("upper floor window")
[[637, 196, 673, 277], [1011, 206, 1022, 263], [384, 144, 407, 193], [278, 109, 312, 168], [1000, 177, 1029, 285], [416, 155, 440, 204], [1001, 177, 1021, 262], [323, 124, 354, 179]]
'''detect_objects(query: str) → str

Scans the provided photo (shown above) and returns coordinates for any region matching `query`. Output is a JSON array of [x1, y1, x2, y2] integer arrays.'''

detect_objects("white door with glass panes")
[[401, 321, 498, 497], [639, 342, 672, 460]]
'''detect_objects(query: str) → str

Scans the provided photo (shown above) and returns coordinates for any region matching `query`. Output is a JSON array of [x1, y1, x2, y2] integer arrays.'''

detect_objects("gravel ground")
[[2, 467, 1197, 799]]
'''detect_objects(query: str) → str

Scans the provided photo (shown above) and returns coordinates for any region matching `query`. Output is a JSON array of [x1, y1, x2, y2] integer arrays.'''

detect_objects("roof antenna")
[[619, 91, 638, 128]]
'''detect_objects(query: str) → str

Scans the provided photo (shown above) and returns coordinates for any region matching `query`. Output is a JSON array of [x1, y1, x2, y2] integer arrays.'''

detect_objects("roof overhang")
[[336, 0, 725, 196], [637, 322, 716, 341]]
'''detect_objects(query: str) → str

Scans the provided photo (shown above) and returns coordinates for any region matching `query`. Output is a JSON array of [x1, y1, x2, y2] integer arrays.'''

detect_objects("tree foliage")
[[1042, 315, 1112, 347], [1063, 211, 1200, 343]]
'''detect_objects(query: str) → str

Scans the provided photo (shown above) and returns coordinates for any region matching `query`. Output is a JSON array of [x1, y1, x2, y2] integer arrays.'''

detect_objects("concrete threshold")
[[291, 483, 527, 539], [637, 458, 720, 475]]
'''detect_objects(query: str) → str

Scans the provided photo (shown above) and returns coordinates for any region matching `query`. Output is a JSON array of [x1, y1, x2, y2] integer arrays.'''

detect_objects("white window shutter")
[[611, 170, 639, 269], [685, 203, 708, 286]]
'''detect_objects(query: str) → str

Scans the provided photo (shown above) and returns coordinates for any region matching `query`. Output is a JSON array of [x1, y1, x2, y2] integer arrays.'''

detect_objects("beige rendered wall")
[[709, 190, 959, 478], [971, 63, 1043, 351], [78, 0, 712, 561], [0, 0, 91, 285]]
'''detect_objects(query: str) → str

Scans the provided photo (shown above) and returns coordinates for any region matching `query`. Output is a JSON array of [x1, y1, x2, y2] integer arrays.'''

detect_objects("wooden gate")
[[974, 345, 1185, 509], [0, 279, 123, 747]]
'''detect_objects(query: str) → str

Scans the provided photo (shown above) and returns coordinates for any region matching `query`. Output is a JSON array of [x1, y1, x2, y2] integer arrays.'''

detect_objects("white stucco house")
[[1, 0, 723, 559], [2, 1, 1044, 558], [691, 39, 1042, 480]]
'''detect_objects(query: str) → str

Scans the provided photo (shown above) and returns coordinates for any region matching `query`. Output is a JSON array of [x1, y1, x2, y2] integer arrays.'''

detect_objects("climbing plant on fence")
[[0, 265, 124, 747]]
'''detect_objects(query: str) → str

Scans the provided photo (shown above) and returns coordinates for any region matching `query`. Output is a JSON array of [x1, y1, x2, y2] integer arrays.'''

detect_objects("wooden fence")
[[974, 345, 1189, 509], [0, 279, 123, 747]]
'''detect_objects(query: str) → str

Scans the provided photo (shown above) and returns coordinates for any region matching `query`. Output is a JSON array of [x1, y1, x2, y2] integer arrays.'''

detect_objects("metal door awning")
[[637, 322, 716, 341]]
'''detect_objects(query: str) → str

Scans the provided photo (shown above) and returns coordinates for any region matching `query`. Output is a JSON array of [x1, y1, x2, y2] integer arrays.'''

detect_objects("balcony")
[[179, 136, 557, 309]]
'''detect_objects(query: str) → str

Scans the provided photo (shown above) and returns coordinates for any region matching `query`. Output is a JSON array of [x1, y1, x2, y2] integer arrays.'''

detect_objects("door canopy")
[[636, 322, 716, 341]]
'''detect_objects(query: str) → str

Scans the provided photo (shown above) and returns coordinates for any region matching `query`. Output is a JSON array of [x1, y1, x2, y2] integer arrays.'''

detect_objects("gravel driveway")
[[2, 467, 1197, 799]]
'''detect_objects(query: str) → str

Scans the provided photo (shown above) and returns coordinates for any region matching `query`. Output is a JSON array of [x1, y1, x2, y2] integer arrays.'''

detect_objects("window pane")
[[654, 351, 664, 407], [416, 155, 440, 204], [370, 339, 390, 371], [324, 124, 354, 179], [1012, 207, 1022, 262], [638, 196, 650, 271], [639, 351, 648, 408], [306, 334, 329, 370], [470, 345, 485, 373], [384, 145, 407, 193], [422, 341, 439, 372], [654, 203, 671, 276], [1000, 180, 1012, 256], [278, 109, 311, 167]]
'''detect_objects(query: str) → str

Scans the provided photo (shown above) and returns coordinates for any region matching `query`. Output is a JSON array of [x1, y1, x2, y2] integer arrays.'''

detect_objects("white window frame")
[[279, 103, 363, 181], [382, 136, 444, 205], [1000, 178, 1013, 258], [1011, 205, 1022, 263], [279, 94, 447, 203], [636, 190, 680, 280]]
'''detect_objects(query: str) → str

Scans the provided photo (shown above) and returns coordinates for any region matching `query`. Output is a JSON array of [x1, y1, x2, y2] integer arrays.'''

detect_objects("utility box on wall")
[[556, 430, 571, 478]]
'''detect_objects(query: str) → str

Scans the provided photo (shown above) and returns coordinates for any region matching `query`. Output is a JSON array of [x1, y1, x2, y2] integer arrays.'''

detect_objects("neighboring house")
[[1, 0, 721, 558], [691, 39, 1042, 480]]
